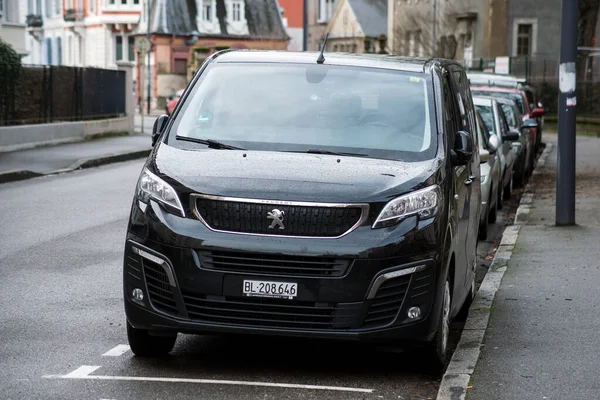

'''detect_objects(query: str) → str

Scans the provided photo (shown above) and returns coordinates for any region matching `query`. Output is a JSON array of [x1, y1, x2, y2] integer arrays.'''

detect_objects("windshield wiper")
[[176, 136, 245, 150], [303, 149, 369, 157]]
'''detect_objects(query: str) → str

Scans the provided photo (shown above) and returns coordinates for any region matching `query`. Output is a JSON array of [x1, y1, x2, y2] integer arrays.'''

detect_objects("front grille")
[[182, 293, 338, 330], [143, 261, 178, 315], [362, 275, 411, 328], [194, 196, 365, 237], [197, 250, 351, 277]]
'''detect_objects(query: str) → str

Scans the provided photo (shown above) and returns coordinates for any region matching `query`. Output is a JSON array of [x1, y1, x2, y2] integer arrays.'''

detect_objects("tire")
[[423, 279, 451, 375], [503, 171, 513, 200], [127, 322, 177, 357]]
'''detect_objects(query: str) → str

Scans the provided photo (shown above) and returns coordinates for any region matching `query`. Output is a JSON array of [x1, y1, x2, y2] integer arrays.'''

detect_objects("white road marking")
[[102, 345, 131, 357], [62, 366, 101, 378], [43, 370, 373, 393]]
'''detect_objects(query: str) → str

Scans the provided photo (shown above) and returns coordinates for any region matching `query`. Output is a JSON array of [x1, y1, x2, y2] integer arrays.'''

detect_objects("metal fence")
[[462, 56, 600, 118], [0, 64, 126, 126]]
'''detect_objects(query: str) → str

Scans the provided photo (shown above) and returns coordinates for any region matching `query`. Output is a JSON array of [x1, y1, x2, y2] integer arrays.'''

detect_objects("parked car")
[[493, 96, 537, 186], [476, 110, 502, 240], [469, 74, 545, 151], [124, 50, 482, 372], [473, 96, 520, 208], [165, 89, 184, 115]]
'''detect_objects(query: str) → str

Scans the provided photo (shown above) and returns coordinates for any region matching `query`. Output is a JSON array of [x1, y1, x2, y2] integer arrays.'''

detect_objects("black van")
[[123, 50, 481, 371]]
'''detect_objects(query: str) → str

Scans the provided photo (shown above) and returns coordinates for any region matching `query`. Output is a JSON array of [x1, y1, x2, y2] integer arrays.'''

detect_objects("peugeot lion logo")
[[267, 209, 285, 230]]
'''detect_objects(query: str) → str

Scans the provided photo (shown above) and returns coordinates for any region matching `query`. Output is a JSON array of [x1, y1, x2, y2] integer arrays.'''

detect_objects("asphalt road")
[[0, 159, 520, 400]]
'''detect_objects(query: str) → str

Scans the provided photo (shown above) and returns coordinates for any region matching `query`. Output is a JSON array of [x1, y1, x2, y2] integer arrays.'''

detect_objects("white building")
[[23, 0, 141, 70], [0, 0, 28, 56]]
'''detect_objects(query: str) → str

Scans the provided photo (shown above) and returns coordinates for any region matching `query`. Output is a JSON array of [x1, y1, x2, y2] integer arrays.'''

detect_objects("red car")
[[166, 89, 184, 115]]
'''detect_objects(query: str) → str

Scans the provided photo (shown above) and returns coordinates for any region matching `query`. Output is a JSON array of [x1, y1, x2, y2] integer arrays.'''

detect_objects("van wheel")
[[423, 279, 451, 375], [127, 322, 177, 357]]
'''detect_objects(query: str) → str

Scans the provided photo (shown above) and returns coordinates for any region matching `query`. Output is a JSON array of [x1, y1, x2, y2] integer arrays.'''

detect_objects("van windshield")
[[169, 62, 437, 162]]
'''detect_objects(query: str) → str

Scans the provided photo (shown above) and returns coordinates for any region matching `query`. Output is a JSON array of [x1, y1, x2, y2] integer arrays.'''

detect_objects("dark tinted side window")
[[497, 103, 511, 135], [442, 73, 459, 133], [452, 70, 478, 147], [476, 111, 491, 149]]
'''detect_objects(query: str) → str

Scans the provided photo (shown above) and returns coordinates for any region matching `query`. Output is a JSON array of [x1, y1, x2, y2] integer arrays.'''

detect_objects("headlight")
[[137, 168, 185, 217], [373, 185, 440, 229]]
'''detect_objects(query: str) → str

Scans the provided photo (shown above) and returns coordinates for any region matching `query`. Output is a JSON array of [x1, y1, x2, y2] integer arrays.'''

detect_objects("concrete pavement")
[[0, 134, 152, 183], [464, 134, 600, 399]]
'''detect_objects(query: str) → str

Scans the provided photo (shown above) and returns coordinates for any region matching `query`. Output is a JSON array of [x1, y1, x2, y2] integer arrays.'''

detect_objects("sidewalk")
[[0, 134, 152, 183], [467, 134, 600, 399]]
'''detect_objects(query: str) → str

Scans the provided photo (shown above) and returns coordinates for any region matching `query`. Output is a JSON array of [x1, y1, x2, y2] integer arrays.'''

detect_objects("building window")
[[317, 0, 335, 23], [108, 0, 115, 4], [174, 58, 187, 74], [202, 0, 213, 21], [121, 0, 126, 4], [46, 38, 53, 64], [517, 24, 532, 56], [0, 0, 3, 17], [115, 35, 123, 61], [128, 36, 135, 61], [57, 37, 62, 65], [55, 0, 61, 14], [231, 0, 241, 21], [89, 0, 95, 13]]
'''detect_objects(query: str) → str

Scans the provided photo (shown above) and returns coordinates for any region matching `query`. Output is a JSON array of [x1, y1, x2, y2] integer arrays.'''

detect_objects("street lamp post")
[[556, 0, 578, 226], [303, 0, 308, 51]]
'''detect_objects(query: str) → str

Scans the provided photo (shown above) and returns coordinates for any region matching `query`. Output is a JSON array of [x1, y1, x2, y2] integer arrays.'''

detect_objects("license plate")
[[243, 280, 298, 299]]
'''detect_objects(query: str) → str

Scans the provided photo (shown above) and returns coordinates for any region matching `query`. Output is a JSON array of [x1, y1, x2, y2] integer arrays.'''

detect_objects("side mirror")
[[452, 130, 474, 165], [152, 115, 169, 146], [521, 118, 538, 132], [503, 129, 520, 142], [488, 134, 501, 154], [531, 107, 545, 118], [480, 148, 490, 164]]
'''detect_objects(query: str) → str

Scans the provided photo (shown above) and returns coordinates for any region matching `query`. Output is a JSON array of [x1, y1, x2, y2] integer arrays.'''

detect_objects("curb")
[[0, 149, 151, 184], [436, 142, 554, 400]]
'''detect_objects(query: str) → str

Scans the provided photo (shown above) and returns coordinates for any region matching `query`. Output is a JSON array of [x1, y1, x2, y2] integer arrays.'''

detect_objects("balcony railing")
[[26, 14, 43, 28], [64, 9, 84, 22]]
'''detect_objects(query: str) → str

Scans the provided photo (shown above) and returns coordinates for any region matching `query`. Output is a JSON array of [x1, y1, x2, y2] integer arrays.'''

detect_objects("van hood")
[[152, 144, 440, 203]]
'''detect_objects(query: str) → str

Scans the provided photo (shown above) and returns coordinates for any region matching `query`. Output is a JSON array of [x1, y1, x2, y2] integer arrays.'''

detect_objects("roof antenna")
[[316, 33, 330, 64]]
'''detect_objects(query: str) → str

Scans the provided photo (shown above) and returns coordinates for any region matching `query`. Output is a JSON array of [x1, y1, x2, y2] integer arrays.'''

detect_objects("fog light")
[[132, 288, 144, 301], [408, 306, 421, 319]]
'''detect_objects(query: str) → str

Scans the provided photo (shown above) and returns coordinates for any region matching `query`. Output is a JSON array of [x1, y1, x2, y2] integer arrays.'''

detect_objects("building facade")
[[0, 0, 28, 56], [387, 0, 507, 63], [22, 0, 141, 69], [134, 0, 289, 111], [278, 0, 304, 51], [325, 0, 387, 53], [307, 0, 336, 50]]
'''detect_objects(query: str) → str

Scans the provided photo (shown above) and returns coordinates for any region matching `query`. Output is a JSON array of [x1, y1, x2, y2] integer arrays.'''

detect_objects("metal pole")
[[556, 0, 578, 226], [432, 0, 436, 57], [146, 0, 152, 115], [303, 0, 308, 51]]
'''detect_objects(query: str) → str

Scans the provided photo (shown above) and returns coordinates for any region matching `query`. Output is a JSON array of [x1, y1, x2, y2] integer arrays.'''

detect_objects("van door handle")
[[464, 176, 474, 185]]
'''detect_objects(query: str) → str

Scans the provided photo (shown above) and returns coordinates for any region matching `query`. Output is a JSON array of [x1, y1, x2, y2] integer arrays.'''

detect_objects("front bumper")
[[123, 200, 446, 343]]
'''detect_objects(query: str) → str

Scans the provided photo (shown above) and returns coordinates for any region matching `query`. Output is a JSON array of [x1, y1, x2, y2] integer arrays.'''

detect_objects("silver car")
[[473, 96, 520, 210], [494, 96, 537, 186], [476, 110, 502, 240]]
